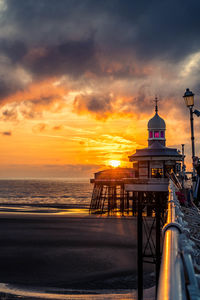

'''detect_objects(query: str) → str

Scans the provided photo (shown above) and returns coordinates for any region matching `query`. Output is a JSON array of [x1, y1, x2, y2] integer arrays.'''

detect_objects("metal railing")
[[157, 180, 200, 300]]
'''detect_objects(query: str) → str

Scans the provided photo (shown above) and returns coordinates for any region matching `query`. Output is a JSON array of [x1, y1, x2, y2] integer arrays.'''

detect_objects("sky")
[[0, 0, 200, 178]]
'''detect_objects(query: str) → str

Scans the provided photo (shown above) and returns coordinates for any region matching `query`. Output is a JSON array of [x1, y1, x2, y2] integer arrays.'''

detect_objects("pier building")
[[90, 100, 182, 214]]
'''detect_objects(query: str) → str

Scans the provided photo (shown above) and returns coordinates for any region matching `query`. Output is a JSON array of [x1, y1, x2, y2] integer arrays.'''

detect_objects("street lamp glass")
[[183, 88, 194, 107]]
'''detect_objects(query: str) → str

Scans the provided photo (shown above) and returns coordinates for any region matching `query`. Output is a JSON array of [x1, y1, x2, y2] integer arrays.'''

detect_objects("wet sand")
[[0, 212, 155, 297]]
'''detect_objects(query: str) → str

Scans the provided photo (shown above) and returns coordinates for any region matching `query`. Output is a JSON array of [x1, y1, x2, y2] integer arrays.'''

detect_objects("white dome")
[[148, 113, 166, 130]]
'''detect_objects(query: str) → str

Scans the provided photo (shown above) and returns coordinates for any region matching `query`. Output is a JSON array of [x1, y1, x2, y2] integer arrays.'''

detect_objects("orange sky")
[[0, 1, 200, 178], [0, 78, 197, 178]]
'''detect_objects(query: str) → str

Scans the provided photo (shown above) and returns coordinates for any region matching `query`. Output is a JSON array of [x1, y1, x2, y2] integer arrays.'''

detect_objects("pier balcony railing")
[[90, 177, 169, 184], [157, 180, 200, 300]]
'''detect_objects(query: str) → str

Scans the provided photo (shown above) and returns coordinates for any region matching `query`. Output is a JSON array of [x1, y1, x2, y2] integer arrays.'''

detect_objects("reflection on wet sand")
[[0, 210, 155, 299]]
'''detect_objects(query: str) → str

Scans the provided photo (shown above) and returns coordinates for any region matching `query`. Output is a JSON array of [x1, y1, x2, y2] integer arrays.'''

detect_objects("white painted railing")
[[157, 180, 200, 300]]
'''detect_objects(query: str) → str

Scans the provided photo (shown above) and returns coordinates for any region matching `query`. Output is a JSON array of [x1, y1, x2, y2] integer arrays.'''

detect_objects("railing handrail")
[[157, 180, 186, 300], [157, 180, 200, 300]]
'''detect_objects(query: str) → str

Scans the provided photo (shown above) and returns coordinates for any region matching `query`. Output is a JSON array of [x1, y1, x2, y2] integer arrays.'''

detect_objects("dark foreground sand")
[[0, 212, 155, 298]]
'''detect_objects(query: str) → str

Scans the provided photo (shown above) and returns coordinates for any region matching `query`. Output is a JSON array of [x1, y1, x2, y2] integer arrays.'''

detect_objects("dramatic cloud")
[[0, 0, 199, 176], [0, 0, 199, 106], [23, 39, 97, 79], [0, 79, 68, 122], [73, 93, 114, 119], [2, 106, 18, 121]]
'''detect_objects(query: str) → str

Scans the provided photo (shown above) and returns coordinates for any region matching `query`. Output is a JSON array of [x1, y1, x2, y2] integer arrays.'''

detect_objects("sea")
[[0, 178, 92, 213]]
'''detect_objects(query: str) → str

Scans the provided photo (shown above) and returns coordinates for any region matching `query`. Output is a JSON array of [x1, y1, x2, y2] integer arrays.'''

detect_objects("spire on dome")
[[154, 96, 159, 114], [148, 98, 166, 146]]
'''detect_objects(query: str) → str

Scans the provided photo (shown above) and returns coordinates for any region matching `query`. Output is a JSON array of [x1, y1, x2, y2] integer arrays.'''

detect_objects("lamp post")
[[183, 88, 196, 179], [181, 144, 186, 188]]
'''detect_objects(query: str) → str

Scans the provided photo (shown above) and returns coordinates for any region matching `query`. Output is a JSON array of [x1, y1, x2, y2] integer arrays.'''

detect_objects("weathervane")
[[154, 96, 159, 114]]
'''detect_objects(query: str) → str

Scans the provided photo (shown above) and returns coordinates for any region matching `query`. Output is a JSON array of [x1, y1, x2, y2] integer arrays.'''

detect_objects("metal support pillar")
[[190, 106, 196, 182], [120, 184, 124, 212], [126, 191, 129, 212], [190, 106, 195, 159], [137, 191, 143, 300], [136, 191, 167, 300], [113, 186, 117, 209], [155, 193, 161, 294], [181, 144, 185, 189], [132, 192, 136, 216]]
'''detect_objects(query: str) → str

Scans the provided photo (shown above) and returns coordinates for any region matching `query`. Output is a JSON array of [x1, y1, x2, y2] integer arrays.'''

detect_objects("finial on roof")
[[154, 96, 159, 114]]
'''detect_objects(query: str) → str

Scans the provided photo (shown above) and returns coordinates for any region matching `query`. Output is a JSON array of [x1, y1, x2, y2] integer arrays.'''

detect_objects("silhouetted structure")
[[90, 100, 182, 215]]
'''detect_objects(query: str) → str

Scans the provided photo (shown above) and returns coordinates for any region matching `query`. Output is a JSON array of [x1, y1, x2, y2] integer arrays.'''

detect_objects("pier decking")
[[90, 169, 169, 215]]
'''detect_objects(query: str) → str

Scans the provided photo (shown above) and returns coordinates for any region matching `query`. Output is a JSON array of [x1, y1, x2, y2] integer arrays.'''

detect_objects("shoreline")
[[0, 206, 90, 217], [0, 284, 155, 299], [0, 205, 136, 218]]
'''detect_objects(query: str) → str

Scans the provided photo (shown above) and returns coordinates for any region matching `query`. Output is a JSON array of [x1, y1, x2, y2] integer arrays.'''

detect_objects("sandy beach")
[[0, 211, 155, 299]]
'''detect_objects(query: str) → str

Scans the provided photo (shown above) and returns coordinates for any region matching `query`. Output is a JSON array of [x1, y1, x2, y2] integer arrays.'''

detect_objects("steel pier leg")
[[137, 192, 143, 300], [156, 193, 161, 294]]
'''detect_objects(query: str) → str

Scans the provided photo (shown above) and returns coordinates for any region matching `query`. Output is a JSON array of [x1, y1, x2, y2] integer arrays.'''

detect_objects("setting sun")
[[108, 160, 121, 168]]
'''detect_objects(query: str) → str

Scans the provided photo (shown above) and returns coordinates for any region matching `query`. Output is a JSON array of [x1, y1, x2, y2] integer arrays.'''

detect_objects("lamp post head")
[[183, 88, 195, 107]]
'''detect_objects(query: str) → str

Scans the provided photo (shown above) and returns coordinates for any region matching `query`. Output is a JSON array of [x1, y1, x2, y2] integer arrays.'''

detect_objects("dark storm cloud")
[[0, 77, 21, 101], [2, 0, 200, 71], [74, 93, 113, 118], [0, 39, 27, 63], [23, 38, 97, 79], [0, 0, 200, 111]]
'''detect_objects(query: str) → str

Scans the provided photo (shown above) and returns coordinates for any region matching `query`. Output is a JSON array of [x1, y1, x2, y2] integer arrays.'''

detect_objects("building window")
[[160, 131, 164, 138], [151, 168, 163, 178], [154, 131, 159, 138], [149, 131, 153, 138]]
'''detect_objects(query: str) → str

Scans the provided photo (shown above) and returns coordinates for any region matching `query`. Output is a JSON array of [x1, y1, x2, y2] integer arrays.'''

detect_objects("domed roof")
[[148, 113, 166, 129]]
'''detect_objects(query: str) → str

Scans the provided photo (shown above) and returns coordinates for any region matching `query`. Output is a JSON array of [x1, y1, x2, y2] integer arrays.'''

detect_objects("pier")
[[90, 101, 200, 299]]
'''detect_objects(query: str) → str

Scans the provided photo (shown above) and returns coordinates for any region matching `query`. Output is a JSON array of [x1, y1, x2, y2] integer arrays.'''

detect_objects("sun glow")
[[108, 160, 121, 168]]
